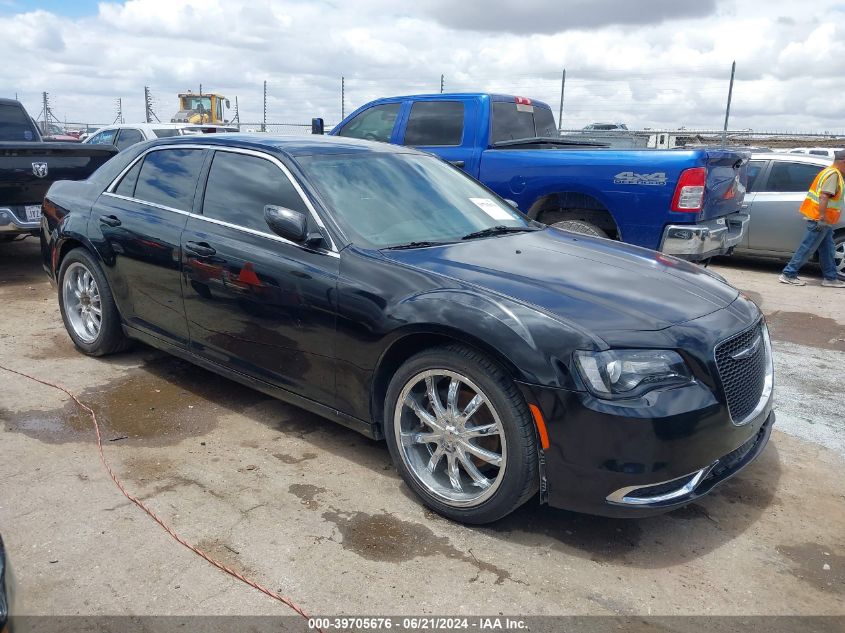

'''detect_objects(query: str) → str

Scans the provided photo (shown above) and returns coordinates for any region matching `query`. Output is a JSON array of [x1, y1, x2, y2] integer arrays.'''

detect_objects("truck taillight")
[[671, 167, 706, 212]]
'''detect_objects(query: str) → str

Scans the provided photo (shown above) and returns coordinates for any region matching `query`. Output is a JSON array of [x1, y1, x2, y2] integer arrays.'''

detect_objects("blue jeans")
[[782, 220, 838, 280]]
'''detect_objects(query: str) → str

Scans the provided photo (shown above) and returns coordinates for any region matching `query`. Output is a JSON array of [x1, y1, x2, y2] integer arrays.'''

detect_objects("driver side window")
[[89, 129, 117, 145], [337, 103, 401, 143]]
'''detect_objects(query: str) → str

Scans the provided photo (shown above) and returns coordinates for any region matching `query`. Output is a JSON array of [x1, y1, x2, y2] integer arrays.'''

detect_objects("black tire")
[[384, 344, 539, 524], [58, 248, 131, 356], [551, 219, 608, 238]]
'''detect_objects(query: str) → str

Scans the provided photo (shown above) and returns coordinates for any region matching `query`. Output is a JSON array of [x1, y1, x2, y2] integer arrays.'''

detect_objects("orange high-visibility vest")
[[800, 166, 843, 223]]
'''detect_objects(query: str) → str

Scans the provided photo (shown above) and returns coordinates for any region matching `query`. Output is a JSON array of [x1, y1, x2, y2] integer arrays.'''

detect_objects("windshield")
[[491, 102, 558, 142], [185, 96, 212, 112], [298, 153, 531, 248]]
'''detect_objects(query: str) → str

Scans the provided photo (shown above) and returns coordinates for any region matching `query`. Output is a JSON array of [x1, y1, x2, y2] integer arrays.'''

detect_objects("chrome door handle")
[[185, 241, 216, 257], [99, 214, 121, 227]]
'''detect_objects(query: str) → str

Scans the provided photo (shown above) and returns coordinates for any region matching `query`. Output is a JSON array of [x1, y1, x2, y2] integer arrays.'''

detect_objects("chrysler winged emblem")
[[730, 334, 762, 361], [32, 162, 48, 178]]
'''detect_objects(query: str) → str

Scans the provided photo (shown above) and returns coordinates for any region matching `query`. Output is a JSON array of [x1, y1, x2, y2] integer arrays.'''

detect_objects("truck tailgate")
[[699, 149, 749, 221], [0, 143, 117, 206]]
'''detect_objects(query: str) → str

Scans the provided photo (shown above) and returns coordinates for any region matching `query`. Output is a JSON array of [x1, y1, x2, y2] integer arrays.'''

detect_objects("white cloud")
[[0, 0, 843, 133]]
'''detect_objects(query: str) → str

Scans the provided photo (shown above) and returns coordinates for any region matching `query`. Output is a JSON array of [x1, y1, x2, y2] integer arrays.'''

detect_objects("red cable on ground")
[[1, 363, 321, 631]]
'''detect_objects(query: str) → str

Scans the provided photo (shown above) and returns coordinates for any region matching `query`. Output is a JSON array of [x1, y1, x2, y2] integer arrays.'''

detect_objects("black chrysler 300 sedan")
[[40, 135, 774, 523]]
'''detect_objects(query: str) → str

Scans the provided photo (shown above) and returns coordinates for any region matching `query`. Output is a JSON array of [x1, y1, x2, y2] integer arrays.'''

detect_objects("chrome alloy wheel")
[[835, 239, 844, 278], [394, 370, 507, 507], [62, 262, 102, 343]]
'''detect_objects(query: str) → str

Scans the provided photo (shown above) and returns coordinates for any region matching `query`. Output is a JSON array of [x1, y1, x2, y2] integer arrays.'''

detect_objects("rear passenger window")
[[115, 128, 144, 151], [134, 148, 204, 211], [404, 101, 464, 146], [114, 159, 142, 197], [767, 162, 822, 193], [201, 151, 307, 233]]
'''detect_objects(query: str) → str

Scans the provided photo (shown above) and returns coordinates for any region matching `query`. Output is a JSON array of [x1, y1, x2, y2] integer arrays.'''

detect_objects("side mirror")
[[264, 205, 307, 242], [311, 118, 325, 135], [225, 99, 231, 109], [264, 205, 325, 247]]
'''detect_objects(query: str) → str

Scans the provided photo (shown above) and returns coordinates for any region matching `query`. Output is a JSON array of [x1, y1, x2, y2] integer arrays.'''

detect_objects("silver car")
[[734, 153, 845, 279]]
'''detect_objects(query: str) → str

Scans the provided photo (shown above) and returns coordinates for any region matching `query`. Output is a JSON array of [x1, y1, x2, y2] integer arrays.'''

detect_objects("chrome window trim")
[[103, 143, 339, 256], [102, 192, 189, 217], [102, 192, 339, 259]]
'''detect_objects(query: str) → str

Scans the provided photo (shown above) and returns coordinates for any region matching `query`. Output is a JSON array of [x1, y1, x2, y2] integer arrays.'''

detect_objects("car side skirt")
[[124, 325, 381, 441]]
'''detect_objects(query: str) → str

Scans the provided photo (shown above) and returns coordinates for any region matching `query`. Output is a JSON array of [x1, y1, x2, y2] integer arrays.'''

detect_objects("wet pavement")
[[1, 238, 844, 617]]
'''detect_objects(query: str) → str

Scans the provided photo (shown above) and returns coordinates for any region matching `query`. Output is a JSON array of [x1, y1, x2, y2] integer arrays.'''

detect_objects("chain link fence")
[[56, 121, 844, 151]]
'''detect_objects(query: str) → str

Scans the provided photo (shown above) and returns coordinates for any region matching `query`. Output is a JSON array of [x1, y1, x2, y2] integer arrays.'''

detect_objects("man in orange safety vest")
[[779, 149, 845, 287]]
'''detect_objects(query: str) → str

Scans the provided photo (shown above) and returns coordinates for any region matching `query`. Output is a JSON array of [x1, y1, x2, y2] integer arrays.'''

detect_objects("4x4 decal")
[[613, 171, 668, 186]]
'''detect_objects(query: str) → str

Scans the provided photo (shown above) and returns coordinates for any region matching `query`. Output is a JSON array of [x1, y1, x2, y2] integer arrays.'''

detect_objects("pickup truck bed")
[[1, 99, 117, 238]]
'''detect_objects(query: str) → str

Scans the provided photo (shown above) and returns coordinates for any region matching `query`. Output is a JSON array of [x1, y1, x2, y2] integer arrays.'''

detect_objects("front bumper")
[[519, 377, 774, 517], [0, 207, 40, 236], [660, 213, 748, 261]]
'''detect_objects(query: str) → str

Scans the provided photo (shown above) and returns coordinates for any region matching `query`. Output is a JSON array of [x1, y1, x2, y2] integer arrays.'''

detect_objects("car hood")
[[381, 229, 740, 334]]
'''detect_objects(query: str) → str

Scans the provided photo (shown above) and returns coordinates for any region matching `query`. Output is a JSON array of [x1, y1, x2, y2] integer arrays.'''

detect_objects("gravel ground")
[[1, 239, 843, 620]]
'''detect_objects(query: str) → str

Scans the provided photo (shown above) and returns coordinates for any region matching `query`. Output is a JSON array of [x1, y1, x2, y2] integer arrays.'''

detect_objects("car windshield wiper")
[[383, 240, 452, 250], [460, 225, 538, 241]]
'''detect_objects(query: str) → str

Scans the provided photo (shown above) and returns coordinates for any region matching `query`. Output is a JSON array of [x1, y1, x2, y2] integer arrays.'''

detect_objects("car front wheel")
[[384, 345, 539, 524]]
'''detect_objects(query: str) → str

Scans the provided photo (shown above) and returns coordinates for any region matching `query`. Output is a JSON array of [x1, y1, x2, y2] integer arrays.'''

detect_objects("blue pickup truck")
[[329, 93, 750, 260]]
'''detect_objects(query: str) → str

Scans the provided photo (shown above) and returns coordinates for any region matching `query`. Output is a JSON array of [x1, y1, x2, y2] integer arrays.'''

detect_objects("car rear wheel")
[[384, 345, 538, 524], [58, 249, 130, 356], [551, 219, 608, 238], [834, 232, 844, 280]]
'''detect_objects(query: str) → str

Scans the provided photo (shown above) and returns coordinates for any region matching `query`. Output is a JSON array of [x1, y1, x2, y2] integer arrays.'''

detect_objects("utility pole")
[[722, 60, 736, 147], [144, 86, 159, 123], [440, 74, 444, 94], [234, 96, 240, 131], [341, 76, 345, 121], [42, 92, 49, 133], [262, 80, 267, 132], [113, 98, 123, 124], [558, 69, 566, 132]]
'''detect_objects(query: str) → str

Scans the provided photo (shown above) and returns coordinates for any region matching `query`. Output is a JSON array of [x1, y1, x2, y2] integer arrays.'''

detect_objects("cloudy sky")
[[2, 0, 845, 133]]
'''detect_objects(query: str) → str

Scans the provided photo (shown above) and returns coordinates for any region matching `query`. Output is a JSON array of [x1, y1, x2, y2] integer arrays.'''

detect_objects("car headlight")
[[574, 349, 693, 398]]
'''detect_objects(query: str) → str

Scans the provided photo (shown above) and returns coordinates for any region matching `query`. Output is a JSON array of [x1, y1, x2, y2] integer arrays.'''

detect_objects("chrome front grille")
[[714, 320, 772, 425]]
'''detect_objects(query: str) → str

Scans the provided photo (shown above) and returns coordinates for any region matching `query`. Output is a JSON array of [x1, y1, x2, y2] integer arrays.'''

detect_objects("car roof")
[[350, 93, 555, 111], [145, 133, 424, 158], [751, 151, 833, 165], [93, 122, 188, 131]]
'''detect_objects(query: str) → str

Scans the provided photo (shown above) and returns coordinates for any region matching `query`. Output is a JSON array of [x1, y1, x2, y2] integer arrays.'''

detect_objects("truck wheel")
[[551, 219, 608, 238], [384, 344, 539, 524], [58, 249, 131, 357]]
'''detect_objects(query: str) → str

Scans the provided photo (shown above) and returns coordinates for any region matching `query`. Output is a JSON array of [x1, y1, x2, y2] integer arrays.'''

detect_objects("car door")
[[398, 100, 480, 176], [181, 148, 339, 405], [94, 146, 206, 345], [748, 160, 823, 253], [114, 128, 145, 151]]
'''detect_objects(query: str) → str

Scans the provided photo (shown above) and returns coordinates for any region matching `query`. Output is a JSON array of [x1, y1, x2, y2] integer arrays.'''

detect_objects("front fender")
[[383, 288, 591, 389]]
